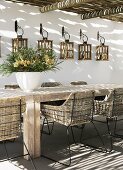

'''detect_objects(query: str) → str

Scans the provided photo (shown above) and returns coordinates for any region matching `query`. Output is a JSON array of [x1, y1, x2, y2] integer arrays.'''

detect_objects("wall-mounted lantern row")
[[60, 26, 74, 59], [12, 20, 28, 52], [78, 29, 92, 60], [37, 24, 53, 52], [96, 31, 109, 61]]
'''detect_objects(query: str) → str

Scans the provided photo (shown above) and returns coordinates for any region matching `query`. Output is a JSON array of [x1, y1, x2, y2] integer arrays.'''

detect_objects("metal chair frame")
[[41, 91, 107, 166]]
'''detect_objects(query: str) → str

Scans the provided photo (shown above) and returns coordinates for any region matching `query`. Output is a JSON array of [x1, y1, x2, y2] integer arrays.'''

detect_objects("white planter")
[[15, 72, 42, 92]]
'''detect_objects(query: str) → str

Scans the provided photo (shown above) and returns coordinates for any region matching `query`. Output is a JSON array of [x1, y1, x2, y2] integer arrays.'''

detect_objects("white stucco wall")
[[0, 0, 123, 87]]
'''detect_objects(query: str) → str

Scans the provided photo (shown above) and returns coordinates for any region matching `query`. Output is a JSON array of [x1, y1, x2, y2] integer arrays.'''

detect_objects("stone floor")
[[1, 119, 123, 170]]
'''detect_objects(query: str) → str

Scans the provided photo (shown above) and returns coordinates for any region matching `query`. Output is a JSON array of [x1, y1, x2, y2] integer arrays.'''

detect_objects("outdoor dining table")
[[0, 83, 123, 159]]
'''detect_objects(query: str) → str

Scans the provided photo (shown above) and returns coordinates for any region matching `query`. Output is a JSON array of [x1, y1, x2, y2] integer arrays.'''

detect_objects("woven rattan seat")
[[41, 90, 94, 126], [70, 81, 87, 85], [0, 97, 26, 141]]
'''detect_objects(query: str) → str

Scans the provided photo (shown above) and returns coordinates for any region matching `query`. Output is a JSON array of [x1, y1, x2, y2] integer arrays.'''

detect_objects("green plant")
[[0, 47, 62, 75]]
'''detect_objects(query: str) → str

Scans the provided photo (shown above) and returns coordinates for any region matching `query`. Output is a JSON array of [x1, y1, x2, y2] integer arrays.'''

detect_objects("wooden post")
[[23, 95, 41, 159]]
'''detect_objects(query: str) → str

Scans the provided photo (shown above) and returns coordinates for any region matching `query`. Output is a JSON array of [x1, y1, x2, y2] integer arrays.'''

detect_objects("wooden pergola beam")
[[39, 0, 93, 13], [80, 5, 123, 20]]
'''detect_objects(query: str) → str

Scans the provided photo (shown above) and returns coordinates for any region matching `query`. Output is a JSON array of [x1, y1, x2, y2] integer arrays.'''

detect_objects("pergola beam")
[[39, 0, 93, 13], [80, 5, 123, 20]]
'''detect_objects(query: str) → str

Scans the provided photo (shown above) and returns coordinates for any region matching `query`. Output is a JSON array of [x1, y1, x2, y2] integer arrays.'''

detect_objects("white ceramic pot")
[[15, 72, 42, 92]]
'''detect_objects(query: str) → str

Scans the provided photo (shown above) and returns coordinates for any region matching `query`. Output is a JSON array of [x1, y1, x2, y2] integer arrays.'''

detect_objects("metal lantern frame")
[[78, 29, 92, 60], [12, 20, 28, 52], [37, 24, 53, 53], [60, 26, 74, 59], [96, 31, 109, 61]]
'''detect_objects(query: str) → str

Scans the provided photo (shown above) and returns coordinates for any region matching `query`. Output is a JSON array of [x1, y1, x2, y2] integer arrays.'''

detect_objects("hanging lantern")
[[96, 31, 109, 61], [60, 26, 74, 59], [12, 20, 28, 52], [37, 23, 53, 53], [78, 29, 92, 60]]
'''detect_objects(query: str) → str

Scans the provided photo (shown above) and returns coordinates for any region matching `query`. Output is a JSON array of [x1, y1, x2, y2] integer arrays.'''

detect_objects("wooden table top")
[[0, 84, 123, 101]]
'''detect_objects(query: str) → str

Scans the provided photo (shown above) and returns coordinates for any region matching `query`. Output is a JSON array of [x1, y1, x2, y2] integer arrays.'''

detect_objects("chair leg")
[[80, 124, 86, 143], [42, 126, 72, 167], [3, 141, 9, 161], [91, 121, 107, 152], [23, 141, 37, 170], [1, 140, 37, 170], [106, 117, 113, 151], [41, 117, 54, 135], [70, 126, 76, 144]]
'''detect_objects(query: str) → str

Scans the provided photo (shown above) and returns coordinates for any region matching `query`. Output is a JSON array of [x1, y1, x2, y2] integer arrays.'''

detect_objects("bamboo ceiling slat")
[[5, 0, 123, 22]]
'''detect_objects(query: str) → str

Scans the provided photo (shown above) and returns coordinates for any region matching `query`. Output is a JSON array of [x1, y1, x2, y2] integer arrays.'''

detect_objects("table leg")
[[23, 96, 41, 159]]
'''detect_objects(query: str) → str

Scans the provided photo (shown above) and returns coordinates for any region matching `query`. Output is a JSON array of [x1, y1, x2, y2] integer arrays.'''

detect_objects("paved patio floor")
[[1, 119, 123, 170]]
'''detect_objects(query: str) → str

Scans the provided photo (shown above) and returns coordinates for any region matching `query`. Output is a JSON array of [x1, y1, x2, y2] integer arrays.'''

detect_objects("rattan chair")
[[70, 81, 87, 85], [41, 81, 64, 135], [41, 90, 105, 166], [111, 88, 123, 138], [0, 97, 37, 170], [94, 89, 114, 150]]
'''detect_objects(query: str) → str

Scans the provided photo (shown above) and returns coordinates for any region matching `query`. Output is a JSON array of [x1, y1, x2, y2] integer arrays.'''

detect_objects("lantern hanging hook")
[[80, 29, 88, 43], [97, 31, 105, 45], [62, 26, 70, 41], [15, 20, 24, 38], [40, 23, 48, 40]]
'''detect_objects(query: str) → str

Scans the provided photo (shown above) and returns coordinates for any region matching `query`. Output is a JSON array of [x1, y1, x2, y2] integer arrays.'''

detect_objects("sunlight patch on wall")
[[12, 18, 25, 22], [0, 19, 6, 22], [6, 42, 11, 46], [34, 32, 40, 36], [80, 23, 88, 28], [103, 29, 123, 35], [47, 22, 52, 24], [24, 25, 30, 29], [55, 10, 78, 16], [0, 4, 6, 10], [110, 47, 123, 53], [90, 38, 97, 42], [53, 44, 60, 48], [16, 3, 24, 6], [117, 54, 123, 58], [18, 10, 26, 13], [29, 12, 40, 16], [5, 1, 13, 4], [44, 28, 60, 35], [88, 74, 92, 79], [109, 65, 113, 70], [54, 49, 60, 54], [90, 23, 108, 28], [110, 40, 123, 45], [0, 30, 15, 38], [75, 61, 79, 65], [6, 47, 12, 51], [59, 18, 77, 25]]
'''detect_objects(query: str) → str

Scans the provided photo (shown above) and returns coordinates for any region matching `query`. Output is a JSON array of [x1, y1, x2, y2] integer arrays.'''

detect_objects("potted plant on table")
[[0, 47, 61, 92]]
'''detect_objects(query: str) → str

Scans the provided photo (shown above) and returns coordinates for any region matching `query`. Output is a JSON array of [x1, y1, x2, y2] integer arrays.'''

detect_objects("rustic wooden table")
[[0, 84, 123, 158]]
